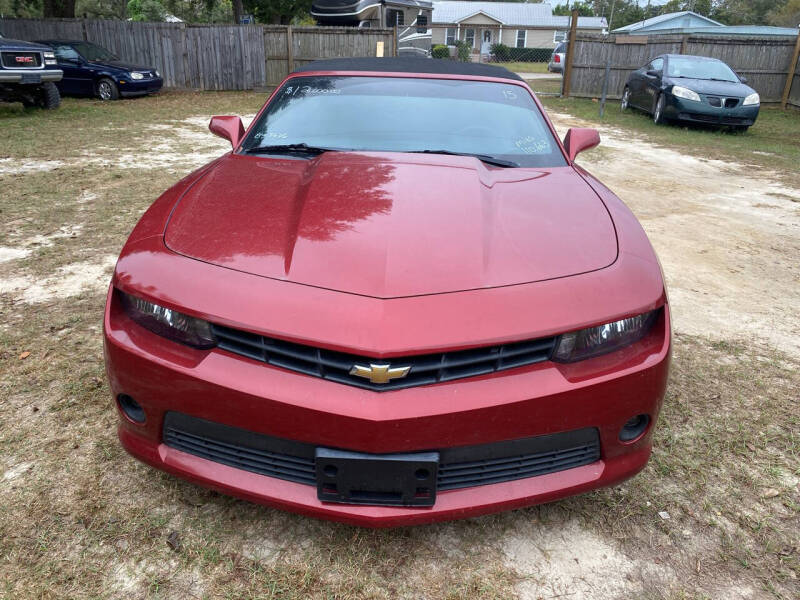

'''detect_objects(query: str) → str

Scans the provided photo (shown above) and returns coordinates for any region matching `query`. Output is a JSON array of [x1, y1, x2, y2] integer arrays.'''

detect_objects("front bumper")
[[119, 76, 163, 97], [104, 284, 671, 526], [0, 68, 63, 83], [665, 95, 759, 126]]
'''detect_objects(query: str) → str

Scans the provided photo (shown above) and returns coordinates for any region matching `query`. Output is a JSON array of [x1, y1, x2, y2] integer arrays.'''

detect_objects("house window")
[[516, 30, 526, 48], [386, 9, 404, 27], [465, 28, 475, 47], [554, 30, 568, 43], [446, 28, 456, 45], [416, 14, 427, 33]]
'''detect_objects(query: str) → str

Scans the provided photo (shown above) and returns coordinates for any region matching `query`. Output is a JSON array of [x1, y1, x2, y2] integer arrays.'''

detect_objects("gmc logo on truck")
[[15, 56, 35, 64]]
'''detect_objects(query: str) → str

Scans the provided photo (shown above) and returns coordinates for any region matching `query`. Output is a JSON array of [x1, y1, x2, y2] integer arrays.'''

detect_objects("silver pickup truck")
[[0, 33, 63, 109]]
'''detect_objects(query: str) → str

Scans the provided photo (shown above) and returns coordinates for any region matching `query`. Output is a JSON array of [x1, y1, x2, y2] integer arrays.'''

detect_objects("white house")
[[432, 1, 607, 55]]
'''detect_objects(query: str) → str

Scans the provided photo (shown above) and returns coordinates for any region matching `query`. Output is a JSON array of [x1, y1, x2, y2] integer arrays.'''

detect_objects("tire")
[[39, 82, 61, 110], [22, 82, 60, 109], [653, 93, 666, 125], [96, 78, 119, 101], [621, 86, 631, 111], [733, 125, 749, 133]]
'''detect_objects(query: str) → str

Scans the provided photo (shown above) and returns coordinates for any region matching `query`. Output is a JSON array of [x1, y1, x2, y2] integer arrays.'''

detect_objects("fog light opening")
[[619, 414, 650, 442], [117, 394, 146, 424]]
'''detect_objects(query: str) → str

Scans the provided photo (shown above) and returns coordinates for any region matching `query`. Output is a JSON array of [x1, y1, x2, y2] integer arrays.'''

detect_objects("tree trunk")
[[43, 0, 77, 18], [232, 0, 243, 24]]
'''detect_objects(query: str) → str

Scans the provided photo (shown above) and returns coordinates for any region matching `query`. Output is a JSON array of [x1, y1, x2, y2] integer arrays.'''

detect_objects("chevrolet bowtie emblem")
[[349, 363, 411, 384]]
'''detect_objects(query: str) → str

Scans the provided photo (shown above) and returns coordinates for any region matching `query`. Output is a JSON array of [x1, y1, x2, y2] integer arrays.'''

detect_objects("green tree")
[[127, 0, 166, 21], [659, 0, 713, 16], [767, 0, 800, 26], [553, 1, 594, 16], [243, 0, 311, 24], [592, 0, 647, 30], [710, 0, 788, 25]]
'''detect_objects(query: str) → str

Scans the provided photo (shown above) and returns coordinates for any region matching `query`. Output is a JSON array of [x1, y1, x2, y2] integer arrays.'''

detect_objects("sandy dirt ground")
[[549, 113, 800, 360], [1, 108, 798, 599]]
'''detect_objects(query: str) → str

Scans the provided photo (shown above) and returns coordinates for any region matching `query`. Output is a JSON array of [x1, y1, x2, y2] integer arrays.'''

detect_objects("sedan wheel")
[[621, 87, 631, 111], [96, 78, 119, 101], [653, 94, 666, 125]]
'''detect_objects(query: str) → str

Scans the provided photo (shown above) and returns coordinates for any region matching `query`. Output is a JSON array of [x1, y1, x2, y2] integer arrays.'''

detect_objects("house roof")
[[432, 1, 607, 29], [623, 24, 800, 37], [613, 10, 722, 33]]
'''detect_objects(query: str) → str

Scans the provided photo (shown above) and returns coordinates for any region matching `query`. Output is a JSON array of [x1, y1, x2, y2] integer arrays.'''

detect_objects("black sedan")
[[35, 40, 162, 100], [621, 54, 760, 131]]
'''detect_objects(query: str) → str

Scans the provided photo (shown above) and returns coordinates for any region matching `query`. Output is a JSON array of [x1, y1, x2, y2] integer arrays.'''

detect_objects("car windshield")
[[666, 57, 738, 82], [241, 76, 566, 168], [72, 42, 117, 62]]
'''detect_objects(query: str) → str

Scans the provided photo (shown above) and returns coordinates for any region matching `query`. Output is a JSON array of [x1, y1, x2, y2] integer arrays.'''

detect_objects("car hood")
[[667, 76, 754, 97], [164, 152, 618, 298], [90, 59, 154, 72], [0, 38, 51, 51]]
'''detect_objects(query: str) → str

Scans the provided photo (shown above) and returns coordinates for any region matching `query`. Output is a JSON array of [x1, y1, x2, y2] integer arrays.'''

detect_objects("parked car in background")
[[104, 57, 670, 527], [0, 33, 62, 109], [621, 54, 759, 131], [548, 42, 566, 73], [34, 40, 162, 100]]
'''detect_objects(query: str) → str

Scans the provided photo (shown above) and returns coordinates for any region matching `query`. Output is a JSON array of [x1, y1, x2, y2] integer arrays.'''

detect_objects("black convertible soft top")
[[293, 57, 524, 82]]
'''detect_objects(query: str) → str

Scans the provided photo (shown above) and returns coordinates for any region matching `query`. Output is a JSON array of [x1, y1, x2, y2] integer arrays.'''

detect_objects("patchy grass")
[[493, 62, 550, 74], [541, 96, 800, 187], [1, 91, 799, 599], [527, 78, 563, 96]]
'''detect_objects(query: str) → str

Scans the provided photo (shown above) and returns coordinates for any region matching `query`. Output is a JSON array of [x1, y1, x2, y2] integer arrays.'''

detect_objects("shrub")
[[431, 44, 450, 59], [490, 43, 511, 62]]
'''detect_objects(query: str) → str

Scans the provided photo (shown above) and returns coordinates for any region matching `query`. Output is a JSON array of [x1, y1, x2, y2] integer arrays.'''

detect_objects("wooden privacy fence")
[[0, 18, 396, 91], [565, 32, 800, 108]]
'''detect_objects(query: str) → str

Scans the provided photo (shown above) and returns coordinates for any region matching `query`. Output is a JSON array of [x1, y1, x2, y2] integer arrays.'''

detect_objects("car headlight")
[[43, 51, 57, 66], [130, 71, 144, 80], [671, 86, 701, 102], [743, 92, 760, 106], [120, 291, 216, 349], [155, 70, 160, 78], [552, 310, 659, 363]]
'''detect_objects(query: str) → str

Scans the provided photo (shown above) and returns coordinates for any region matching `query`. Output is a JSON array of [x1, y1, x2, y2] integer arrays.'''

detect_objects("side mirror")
[[209, 115, 245, 149], [563, 127, 600, 162], [646, 69, 660, 77], [739, 75, 748, 84]]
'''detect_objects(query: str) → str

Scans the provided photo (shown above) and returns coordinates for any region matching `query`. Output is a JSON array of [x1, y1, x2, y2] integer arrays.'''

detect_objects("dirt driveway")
[[549, 112, 800, 358], [1, 94, 798, 599]]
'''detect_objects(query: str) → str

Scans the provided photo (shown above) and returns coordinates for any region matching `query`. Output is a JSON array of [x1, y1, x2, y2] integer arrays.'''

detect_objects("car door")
[[54, 44, 93, 96], [641, 57, 664, 112], [626, 66, 645, 107]]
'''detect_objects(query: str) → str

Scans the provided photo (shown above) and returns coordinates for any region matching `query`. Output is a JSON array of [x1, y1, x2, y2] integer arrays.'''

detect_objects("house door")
[[481, 29, 492, 54]]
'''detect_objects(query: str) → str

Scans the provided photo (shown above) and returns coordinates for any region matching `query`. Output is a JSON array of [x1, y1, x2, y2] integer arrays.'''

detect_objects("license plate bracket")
[[316, 448, 439, 507], [21, 73, 42, 84]]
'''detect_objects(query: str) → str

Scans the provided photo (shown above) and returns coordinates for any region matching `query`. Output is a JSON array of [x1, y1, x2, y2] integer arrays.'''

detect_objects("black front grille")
[[162, 412, 601, 493], [211, 324, 557, 391], [724, 98, 739, 108], [1, 51, 42, 68]]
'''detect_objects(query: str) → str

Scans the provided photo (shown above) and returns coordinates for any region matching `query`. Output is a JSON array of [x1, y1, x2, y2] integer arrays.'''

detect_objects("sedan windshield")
[[72, 42, 117, 62], [241, 76, 566, 168], [666, 57, 738, 82]]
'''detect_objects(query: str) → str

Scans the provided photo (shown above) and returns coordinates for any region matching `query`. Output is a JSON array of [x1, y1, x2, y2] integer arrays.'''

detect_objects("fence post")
[[781, 33, 800, 109], [81, 18, 88, 41], [680, 35, 689, 54], [180, 23, 190, 89], [562, 9, 579, 98], [286, 25, 294, 73], [393, 25, 398, 56]]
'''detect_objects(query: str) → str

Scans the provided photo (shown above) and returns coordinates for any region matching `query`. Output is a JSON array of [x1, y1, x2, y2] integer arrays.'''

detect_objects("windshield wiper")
[[407, 149, 519, 168], [242, 143, 341, 156]]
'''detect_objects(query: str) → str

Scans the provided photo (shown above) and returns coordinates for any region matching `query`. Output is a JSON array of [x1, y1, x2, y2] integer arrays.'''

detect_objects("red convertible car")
[[104, 58, 671, 527]]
